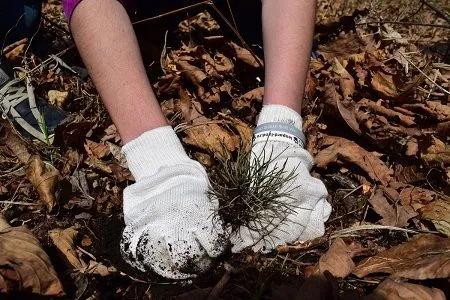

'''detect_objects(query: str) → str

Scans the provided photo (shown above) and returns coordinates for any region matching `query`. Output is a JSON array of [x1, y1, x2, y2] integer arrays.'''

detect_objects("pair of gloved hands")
[[120, 105, 331, 279]]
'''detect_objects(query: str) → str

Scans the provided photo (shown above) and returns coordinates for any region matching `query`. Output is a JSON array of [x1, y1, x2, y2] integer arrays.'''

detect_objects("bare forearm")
[[70, 0, 166, 143], [262, 0, 316, 114]]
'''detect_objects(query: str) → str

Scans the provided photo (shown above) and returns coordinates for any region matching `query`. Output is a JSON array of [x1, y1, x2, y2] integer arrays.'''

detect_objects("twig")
[[398, 51, 450, 95], [356, 20, 450, 29], [419, 0, 450, 24], [207, 263, 240, 300], [160, 30, 169, 74], [331, 225, 420, 239], [0, 200, 39, 206]]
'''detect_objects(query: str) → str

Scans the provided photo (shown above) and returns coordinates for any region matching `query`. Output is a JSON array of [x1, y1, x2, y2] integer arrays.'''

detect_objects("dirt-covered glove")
[[120, 126, 226, 279], [230, 105, 331, 253]]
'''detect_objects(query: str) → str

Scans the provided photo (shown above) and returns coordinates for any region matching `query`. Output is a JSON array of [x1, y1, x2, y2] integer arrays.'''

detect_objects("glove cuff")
[[254, 105, 305, 147], [122, 126, 191, 181], [257, 104, 303, 131]]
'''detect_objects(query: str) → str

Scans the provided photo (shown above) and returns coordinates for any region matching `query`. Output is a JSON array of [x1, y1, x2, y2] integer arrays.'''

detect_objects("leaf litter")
[[0, 0, 449, 298]]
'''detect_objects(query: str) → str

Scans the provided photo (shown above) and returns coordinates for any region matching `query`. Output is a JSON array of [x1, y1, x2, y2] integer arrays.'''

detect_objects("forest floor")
[[0, 0, 449, 299]]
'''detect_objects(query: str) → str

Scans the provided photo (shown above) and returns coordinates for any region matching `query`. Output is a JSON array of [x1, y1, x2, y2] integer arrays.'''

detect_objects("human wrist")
[[122, 126, 192, 181]]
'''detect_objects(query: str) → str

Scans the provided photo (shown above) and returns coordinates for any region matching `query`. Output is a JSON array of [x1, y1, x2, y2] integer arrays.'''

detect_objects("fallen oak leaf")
[[0, 215, 64, 296], [420, 199, 450, 237], [364, 278, 445, 300], [228, 42, 263, 68], [353, 234, 450, 280], [49, 227, 86, 270], [49, 228, 117, 277], [369, 189, 417, 227], [331, 57, 355, 100], [323, 83, 361, 135], [0, 120, 31, 164], [25, 155, 61, 212], [315, 135, 393, 186], [420, 136, 450, 167], [358, 98, 416, 127], [84, 139, 110, 159], [318, 238, 355, 278]]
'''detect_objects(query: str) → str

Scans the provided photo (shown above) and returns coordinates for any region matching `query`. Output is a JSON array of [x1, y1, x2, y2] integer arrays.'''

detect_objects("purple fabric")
[[62, 0, 82, 21], [62, 0, 131, 22]]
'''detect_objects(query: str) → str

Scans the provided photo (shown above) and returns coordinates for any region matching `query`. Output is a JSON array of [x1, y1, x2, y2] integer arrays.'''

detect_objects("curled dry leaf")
[[25, 155, 61, 212], [353, 234, 450, 280], [228, 42, 263, 68], [47, 90, 68, 108], [323, 83, 361, 135], [49, 227, 86, 269], [0, 215, 64, 296], [420, 136, 450, 167], [398, 185, 439, 210], [0, 120, 31, 164], [358, 99, 415, 127], [182, 122, 241, 160], [420, 199, 450, 237], [232, 87, 264, 122], [371, 70, 401, 99], [369, 189, 417, 227], [315, 135, 393, 186], [364, 278, 445, 300], [178, 11, 219, 32], [318, 238, 355, 278], [49, 228, 117, 277], [331, 58, 355, 100], [84, 139, 110, 159], [176, 60, 207, 96]]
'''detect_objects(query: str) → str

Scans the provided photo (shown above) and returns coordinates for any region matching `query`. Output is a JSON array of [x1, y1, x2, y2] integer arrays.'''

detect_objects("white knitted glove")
[[120, 126, 226, 279], [231, 105, 331, 253]]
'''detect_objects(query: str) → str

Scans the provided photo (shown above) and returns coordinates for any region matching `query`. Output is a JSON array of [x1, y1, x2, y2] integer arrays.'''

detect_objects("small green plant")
[[37, 110, 51, 146], [208, 144, 300, 234]]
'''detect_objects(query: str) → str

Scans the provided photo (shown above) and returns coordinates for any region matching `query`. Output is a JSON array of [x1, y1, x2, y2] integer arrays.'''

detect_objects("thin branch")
[[398, 51, 450, 96], [420, 0, 450, 24], [356, 20, 450, 29]]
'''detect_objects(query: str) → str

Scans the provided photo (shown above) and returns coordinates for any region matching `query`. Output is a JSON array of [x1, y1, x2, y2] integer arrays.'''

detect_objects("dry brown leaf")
[[0, 120, 31, 163], [228, 42, 263, 68], [318, 238, 355, 278], [371, 70, 399, 99], [232, 87, 264, 122], [353, 234, 450, 279], [178, 11, 219, 32], [420, 199, 450, 237], [84, 139, 110, 159], [358, 99, 415, 127], [107, 141, 128, 168], [49, 227, 86, 269], [83, 260, 117, 277], [364, 278, 445, 300], [85, 156, 112, 174], [332, 58, 355, 99], [183, 123, 240, 159], [176, 60, 207, 96], [49, 228, 117, 277], [398, 186, 438, 210], [25, 155, 61, 212], [4, 39, 27, 63], [369, 190, 417, 227], [47, 90, 68, 108], [437, 121, 450, 138], [315, 135, 393, 185], [323, 83, 361, 135], [421, 136, 450, 167], [0, 215, 64, 296]]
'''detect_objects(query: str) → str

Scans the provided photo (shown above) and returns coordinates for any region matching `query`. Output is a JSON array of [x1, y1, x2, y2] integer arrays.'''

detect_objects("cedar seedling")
[[208, 144, 300, 234]]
